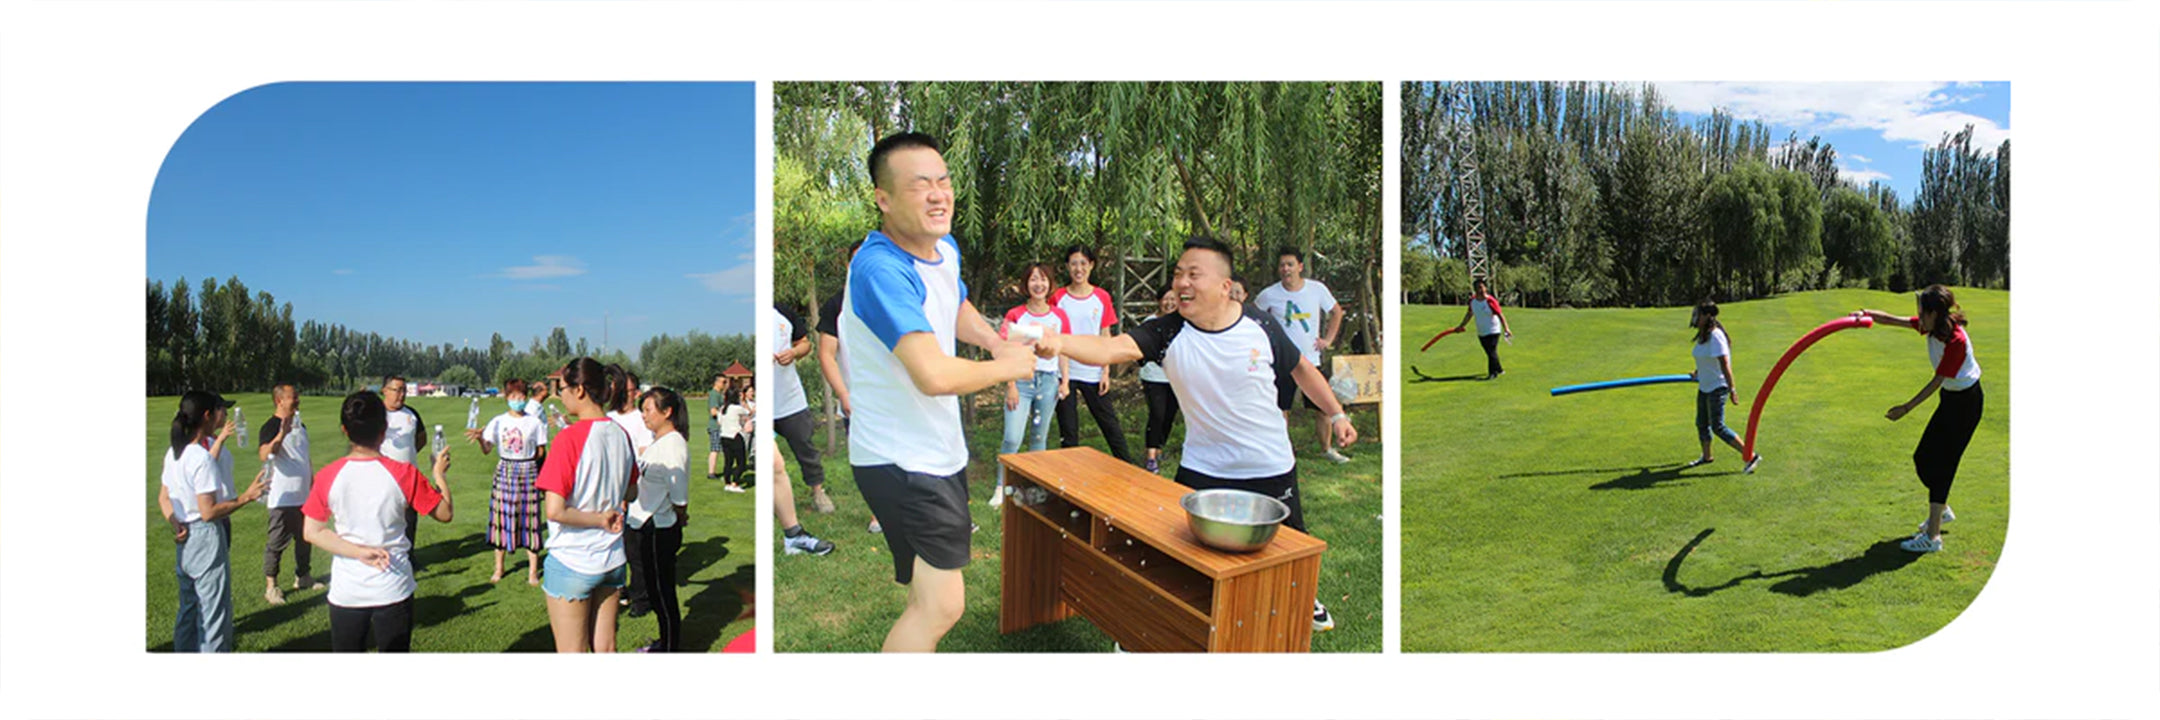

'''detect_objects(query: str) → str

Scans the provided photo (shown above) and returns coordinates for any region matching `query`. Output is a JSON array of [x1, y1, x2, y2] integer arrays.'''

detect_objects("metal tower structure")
[[1451, 83, 1489, 284]]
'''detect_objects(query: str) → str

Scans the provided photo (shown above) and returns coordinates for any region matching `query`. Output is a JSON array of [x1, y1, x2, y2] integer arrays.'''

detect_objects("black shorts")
[[854, 464, 972, 584], [1175, 466, 1306, 534]]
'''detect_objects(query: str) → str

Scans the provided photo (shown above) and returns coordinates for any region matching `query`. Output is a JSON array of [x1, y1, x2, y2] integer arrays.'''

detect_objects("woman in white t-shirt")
[[302, 390, 455, 652], [466, 378, 548, 585], [1138, 288, 1181, 475], [628, 387, 691, 652], [1859, 285, 1986, 554], [718, 388, 751, 493], [535, 357, 640, 652], [158, 390, 267, 653], [993, 264, 1073, 504], [1683, 301, 1756, 473]]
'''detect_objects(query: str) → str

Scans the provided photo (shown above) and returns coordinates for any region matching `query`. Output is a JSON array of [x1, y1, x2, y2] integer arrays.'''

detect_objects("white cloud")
[[687, 264, 755, 295], [1841, 167, 1892, 187], [1658, 82, 2009, 150], [1846, 153, 1872, 164], [496, 255, 587, 280]]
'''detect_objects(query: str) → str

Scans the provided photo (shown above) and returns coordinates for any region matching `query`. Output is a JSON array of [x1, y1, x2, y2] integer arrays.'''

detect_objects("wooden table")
[[999, 447, 1326, 652]]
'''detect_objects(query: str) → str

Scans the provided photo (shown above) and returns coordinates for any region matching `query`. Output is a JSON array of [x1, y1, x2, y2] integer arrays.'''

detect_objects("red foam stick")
[[1420, 326, 1465, 352], [1741, 314, 1873, 462]]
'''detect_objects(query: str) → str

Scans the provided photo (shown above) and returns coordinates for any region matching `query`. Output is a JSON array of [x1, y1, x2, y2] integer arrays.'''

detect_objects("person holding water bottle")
[[158, 390, 268, 652]]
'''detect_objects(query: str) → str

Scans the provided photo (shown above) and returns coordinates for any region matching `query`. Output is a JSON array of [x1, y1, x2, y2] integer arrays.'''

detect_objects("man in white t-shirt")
[[1034, 235, 1359, 634], [378, 375, 430, 565], [1255, 247, 1349, 464], [257, 383, 319, 606], [771, 305, 834, 514], [841, 132, 1036, 652]]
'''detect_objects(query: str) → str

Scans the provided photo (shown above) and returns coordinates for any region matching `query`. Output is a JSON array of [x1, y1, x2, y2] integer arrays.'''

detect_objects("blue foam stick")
[[1549, 374, 1695, 397]]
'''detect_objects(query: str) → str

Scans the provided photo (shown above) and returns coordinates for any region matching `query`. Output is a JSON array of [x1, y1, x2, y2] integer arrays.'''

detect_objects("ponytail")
[[169, 411, 191, 460], [1918, 285, 1966, 342]]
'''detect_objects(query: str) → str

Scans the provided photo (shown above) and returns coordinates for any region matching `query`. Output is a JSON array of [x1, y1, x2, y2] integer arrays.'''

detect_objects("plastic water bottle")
[[234, 406, 248, 446], [432, 424, 446, 458], [467, 397, 481, 430]]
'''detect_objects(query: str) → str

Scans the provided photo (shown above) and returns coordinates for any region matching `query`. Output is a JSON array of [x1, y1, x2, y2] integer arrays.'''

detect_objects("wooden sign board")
[[1331, 354, 1383, 406]]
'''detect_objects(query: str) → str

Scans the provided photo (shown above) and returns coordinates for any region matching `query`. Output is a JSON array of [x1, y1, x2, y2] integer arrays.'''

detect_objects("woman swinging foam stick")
[[1857, 285, 1985, 553]]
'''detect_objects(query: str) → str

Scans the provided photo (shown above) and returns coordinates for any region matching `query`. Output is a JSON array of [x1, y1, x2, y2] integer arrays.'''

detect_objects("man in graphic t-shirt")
[[840, 132, 1036, 652], [1034, 235, 1359, 634], [1255, 247, 1348, 464]]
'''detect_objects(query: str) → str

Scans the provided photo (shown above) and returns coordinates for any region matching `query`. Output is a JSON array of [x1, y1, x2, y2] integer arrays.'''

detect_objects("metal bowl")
[[1180, 489, 1289, 553]]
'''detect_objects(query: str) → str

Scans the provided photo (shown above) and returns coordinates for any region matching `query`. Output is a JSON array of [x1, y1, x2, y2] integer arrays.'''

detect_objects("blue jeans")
[[173, 518, 233, 653], [999, 370, 1059, 485], [1696, 387, 1739, 443]]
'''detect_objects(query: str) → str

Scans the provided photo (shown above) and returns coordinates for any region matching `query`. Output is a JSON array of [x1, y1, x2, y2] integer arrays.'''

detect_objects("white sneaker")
[[1916, 507, 1957, 534], [1325, 449, 1351, 464], [1899, 533, 1943, 553], [866, 520, 882, 534], [783, 531, 834, 556], [988, 485, 1005, 507], [722, 484, 745, 494], [1312, 601, 1337, 632], [1743, 454, 1763, 474]]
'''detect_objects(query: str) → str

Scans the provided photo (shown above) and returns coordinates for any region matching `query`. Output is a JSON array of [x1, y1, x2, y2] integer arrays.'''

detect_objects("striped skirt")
[[488, 458, 544, 551]]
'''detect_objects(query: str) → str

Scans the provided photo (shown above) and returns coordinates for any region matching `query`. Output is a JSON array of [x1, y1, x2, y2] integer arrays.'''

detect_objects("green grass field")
[[1401, 288, 2008, 652], [773, 382, 1384, 653], [145, 394, 756, 652]]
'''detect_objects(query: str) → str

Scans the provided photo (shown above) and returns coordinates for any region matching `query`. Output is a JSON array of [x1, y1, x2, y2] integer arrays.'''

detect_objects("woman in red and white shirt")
[[1051, 245, 1133, 463], [993, 263, 1072, 503], [301, 390, 454, 652], [1454, 278, 1513, 379], [536, 357, 640, 652], [1858, 284, 1985, 554]]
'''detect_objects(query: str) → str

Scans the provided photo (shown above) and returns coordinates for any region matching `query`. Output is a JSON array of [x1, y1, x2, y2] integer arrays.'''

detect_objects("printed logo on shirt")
[[1249, 347, 1264, 373], [1282, 300, 1313, 333]]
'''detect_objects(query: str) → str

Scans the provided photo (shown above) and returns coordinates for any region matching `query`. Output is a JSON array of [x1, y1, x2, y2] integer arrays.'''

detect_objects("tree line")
[[1402, 81, 2010, 308], [776, 82, 1386, 355], [146, 275, 750, 396]]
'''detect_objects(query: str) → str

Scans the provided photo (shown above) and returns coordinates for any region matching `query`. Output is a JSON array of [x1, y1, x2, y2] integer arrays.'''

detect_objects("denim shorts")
[[541, 554, 626, 601]]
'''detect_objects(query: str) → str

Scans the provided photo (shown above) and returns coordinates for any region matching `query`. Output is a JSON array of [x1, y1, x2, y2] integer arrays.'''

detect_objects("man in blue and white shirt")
[[839, 132, 1037, 652]]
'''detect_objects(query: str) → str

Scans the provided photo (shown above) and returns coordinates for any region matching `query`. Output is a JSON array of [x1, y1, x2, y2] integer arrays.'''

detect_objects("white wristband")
[[1329, 413, 1350, 425]]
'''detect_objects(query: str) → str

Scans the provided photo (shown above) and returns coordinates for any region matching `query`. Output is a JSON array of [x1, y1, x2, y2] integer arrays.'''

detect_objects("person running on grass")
[[1138, 288, 1180, 474], [841, 132, 1036, 652], [1051, 245, 1135, 464], [256, 383, 319, 605], [1033, 235, 1359, 633], [772, 305, 837, 513], [991, 263, 1072, 504], [1857, 285, 1986, 553], [302, 390, 455, 652], [159, 390, 267, 652], [536, 357, 639, 652], [628, 386, 691, 652], [1454, 278, 1512, 379], [1256, 247, 1350, 464], [1682, 301, 1762, 474], [465, 378, 548, 585]]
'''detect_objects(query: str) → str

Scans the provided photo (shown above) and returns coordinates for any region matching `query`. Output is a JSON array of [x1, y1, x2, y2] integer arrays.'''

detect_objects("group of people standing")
[[782, 131, 1361, 652], [157, 359, 708, 653]]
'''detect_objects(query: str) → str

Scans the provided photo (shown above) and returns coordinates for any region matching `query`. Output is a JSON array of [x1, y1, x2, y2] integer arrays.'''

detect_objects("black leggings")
[[329, 597, 414, 652], [1914, 382, 1984, 504], [1056, 379, 1133, 463], [1479, 333, 1504, 376], [1142, 380, 1179, 450], [628, 523, 683, 651], [721, 435, 749, 484]]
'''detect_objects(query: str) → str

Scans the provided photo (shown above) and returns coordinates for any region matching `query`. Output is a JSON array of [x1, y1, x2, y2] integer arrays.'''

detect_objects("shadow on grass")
[[234, 586, 328, 637], [680, 563, 755, 652], [677, 534, 735, 580], [1664, 528, 1924, 598], [415, 581, 497, 630], [1494, 462, 1737, 490], [411, 531, 496, 580], [1408, 366, 1483, 383]]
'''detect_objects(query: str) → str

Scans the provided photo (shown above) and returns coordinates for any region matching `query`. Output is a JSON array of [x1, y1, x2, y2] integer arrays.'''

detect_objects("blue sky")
[[1660, 81, 2011, 199], [148, 82, 756, 354]]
